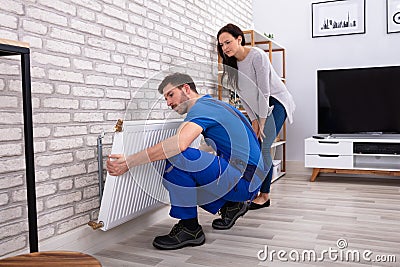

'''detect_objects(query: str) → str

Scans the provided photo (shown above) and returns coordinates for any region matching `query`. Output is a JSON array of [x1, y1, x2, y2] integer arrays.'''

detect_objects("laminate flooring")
[[94, 171, 400, 267]]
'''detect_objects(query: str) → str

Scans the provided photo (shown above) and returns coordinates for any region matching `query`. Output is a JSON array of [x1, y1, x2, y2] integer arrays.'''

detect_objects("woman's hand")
[[106, 154, 129, 176], [252, 119, 266, 141]]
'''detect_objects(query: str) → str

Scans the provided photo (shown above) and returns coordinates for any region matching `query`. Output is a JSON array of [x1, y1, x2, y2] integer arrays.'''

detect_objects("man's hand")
[[106, 154, 129, 176]]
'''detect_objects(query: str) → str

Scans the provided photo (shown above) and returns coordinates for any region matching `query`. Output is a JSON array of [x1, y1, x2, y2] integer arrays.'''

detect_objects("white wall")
[[253, 0, 400, 161]]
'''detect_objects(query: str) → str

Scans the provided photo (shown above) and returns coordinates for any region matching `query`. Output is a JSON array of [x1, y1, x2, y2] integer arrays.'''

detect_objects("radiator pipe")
[[97, 132, 105, 204], [88, 221, 104, 230]]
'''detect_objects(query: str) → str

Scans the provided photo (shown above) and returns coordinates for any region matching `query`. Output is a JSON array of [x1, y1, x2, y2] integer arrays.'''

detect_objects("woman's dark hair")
[[158, 72, 198, 94], [217, 23, 245, 90]]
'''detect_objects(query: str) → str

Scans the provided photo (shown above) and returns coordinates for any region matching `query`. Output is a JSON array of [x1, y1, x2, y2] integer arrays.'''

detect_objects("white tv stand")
[[305, 136, 400, 181]]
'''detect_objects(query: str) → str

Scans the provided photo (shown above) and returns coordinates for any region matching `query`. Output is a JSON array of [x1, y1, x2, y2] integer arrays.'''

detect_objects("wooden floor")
[[93, 171, 400, 267]]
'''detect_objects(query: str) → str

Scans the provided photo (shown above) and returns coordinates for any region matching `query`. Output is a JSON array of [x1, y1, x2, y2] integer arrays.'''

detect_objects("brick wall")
[[0, 0, 253, 256]]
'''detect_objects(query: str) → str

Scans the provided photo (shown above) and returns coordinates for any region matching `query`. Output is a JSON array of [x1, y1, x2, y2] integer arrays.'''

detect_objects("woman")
[[217, 23, 295, 210]]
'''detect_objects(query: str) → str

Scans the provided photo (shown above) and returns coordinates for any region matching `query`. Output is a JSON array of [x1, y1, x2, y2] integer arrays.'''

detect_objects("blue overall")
[[162, 95, 266, 219]]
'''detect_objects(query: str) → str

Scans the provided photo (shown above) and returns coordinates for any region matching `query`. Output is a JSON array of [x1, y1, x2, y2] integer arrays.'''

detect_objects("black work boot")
[[212, 201, 249, 230], [152, 223, 205, 250]]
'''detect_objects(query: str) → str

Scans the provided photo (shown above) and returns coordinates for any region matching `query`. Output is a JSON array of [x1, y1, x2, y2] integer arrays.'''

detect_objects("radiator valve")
[[113, 119, 123, 132], [88, 221, 104, 230]]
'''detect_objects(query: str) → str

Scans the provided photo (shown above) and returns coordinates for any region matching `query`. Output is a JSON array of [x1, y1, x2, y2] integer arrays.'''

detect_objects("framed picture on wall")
[[312, 0, 366, 38], [387, 0, 400, 33]]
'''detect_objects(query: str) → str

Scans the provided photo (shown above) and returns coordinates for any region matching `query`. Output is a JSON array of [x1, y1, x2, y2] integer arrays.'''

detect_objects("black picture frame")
[[387, 0, 400, 33], [312, 0, 366, 38]]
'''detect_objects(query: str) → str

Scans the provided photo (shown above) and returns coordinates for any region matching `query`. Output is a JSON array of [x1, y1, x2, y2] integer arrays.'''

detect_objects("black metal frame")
[[0, 43, 38, 253]]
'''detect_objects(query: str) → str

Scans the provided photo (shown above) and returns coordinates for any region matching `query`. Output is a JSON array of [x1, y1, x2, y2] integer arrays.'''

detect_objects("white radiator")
[[96, 119, 200, 231]]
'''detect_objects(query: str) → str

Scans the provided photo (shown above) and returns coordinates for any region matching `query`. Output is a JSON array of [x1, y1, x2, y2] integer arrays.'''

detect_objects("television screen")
[[318, 65, 400, 134]]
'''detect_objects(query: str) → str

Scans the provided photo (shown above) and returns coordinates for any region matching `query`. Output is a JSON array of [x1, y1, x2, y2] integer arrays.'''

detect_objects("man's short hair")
[[158, 73, 198, 94]]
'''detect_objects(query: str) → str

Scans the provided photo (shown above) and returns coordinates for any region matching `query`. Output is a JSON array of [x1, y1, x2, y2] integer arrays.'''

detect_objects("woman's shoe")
[[249, 199, 270, 210]]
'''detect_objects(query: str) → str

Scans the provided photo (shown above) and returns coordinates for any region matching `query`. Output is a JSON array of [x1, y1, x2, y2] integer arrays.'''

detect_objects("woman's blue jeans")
[[260, 97, 287, 193]]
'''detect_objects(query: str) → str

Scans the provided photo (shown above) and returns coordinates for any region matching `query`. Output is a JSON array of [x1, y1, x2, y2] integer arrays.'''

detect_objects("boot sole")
[[152, 235, 205, 250], [212, 203, 249, 230]]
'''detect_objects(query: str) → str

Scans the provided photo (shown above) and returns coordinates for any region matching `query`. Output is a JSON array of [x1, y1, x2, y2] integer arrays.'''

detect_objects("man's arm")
[[107, 122, 203, 176]]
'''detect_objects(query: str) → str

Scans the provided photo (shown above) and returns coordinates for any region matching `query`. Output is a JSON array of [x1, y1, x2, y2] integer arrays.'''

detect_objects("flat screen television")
[[317, 65, 400, 135]]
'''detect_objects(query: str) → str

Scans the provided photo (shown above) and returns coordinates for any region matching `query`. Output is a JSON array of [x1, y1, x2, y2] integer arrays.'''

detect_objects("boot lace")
[[168, 223, 184, 237]]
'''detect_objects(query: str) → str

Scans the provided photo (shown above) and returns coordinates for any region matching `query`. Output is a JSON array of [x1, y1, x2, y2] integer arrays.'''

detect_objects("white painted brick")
[[34, 141, 46, 153], [136, 27, 148, 38], [0, 79, 4, 90], [70, 0, 102, 11], [73, 59, 93, 70], [36, 153, 74, 167], [95, 63, 121, 75], [0, 96, 18, 108], [126, 56, 147, 68], [0, 207, 22, 224], [80, 100, 98, 109], [77, 7, 95, 21], [0, 112, 22, 125], [22, 36, 43, 49], [38, 226, 55, 241], [84, 48, 111, 61], [48, 137, 84, 151], [49, 28, 85, 44], [104, 29, 130, 43], [0, 29, 17, 40], [87, 37, 116, 50], [123, 66, 146, 77], [56, 84, 71, 95], [57, 214, 90, 234], [22, 20, 48, 35], [0, 193, 8, 206], [70, 18, 102, 35], [86, 75, 114, 86], [48, 69, 84, 83], [115, 78, 128, 87], [26, 7, 68, 26], [35, 183, 57, 198], [75, 198, 99, 214], [83, 185, 100, 199], [43, 98, 79, 109], [127, 2, 146, 16], [149, 42, 162, 52], [129, 13, 143, 25], [0, 62, 19, 75], [46, 192, 82, 209], [72, 86, 104, 97], [0, 13, 17, 29], [35, 170, 50, 182], [125, 23, 136, 34], [75, 149, 95, 161], [0, 144, 22, 157], [97, 14, 124, 30], [75, 175, 98, 188], [112, 54, 125, 64], [0, 128, 22, 141], [54, 125, 88, 137], [33, 127, 51, 138], [32, 81, 54, 94], [0, 175, 24, 190], [50, 163, 86, 179], [73, 112, 104, 122], [38, 0, 76, 15], [37, 207, 74, 227], [105, 89, 131, 99], [103, 5, 129, 21], [33, 113, 70, 124], [98, 100, 126, 110], [46, 40, 81, 55], [0, 236, 26, 256], [0, 1, 24, 14], [147, 11, 159, 22], [32, 52, 71, 68], [116, 43, 140, 56], [58, 179, 73, 191], [31, 66, 46, 79], [149, 61, 161, 70]]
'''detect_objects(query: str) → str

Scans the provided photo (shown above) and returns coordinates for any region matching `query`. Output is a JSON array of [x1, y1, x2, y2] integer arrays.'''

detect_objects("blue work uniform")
[[163, 95, 266, 219]]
